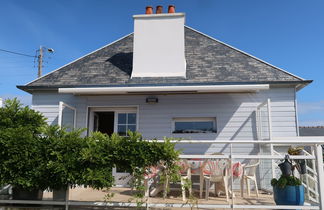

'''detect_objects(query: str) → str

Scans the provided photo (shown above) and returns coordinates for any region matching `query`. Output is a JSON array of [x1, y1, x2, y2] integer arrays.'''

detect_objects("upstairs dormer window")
[[172, 117, 217, 134]]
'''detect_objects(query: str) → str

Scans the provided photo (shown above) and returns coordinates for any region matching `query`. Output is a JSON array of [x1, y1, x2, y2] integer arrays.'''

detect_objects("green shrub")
[[271, 175, 302, 188], [0, 98, 180, 197], [0, 98, 46, 134], [40, 125, 88, 190], [81, 132, 114, 190], [0, 99, 47, 190], [85, 131, 181, 200]]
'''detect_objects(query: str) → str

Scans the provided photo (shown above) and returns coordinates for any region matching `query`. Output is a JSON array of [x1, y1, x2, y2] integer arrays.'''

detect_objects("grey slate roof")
[[19, 27, 310, 90]]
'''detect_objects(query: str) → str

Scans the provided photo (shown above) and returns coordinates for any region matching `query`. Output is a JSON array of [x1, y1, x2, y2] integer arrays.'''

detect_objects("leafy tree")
[[0, 98, 47, 190], [0, 98, 46, 134]]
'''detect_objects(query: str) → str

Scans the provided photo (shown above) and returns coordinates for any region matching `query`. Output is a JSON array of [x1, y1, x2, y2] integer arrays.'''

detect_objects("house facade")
[[18, 8, 311, 188]]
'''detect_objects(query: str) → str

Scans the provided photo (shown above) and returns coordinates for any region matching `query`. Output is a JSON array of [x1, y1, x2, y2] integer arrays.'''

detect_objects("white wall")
[[32, 88, 297, 144], [32, 88, 297, 190]]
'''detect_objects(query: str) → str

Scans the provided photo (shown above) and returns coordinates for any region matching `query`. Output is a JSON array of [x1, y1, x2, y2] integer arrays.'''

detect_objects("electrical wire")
[[0, 48, 35, 58]]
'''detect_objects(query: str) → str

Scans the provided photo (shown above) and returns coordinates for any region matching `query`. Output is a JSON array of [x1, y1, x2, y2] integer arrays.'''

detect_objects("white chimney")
[[131, 6, 186, 78]]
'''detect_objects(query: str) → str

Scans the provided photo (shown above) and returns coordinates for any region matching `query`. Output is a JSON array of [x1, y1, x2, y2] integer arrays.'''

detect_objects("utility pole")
[[36, 46, 54, 78], [37, 46, 43, 78]]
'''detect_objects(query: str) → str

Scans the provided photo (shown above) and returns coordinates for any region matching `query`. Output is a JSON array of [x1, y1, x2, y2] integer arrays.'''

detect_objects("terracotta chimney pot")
[[145, 6, 153, 14], [168, 5, 175, 13], [156, 5, 163, 14]]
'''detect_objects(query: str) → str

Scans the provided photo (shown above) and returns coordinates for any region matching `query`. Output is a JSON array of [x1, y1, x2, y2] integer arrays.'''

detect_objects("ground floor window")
[[172, 117, 217, 134], [117, 113, 137, 136]]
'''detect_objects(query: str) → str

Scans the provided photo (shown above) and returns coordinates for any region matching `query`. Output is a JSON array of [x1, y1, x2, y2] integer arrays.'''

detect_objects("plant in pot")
[[0, 98, 47, 200], [271, 155, 304, 206]]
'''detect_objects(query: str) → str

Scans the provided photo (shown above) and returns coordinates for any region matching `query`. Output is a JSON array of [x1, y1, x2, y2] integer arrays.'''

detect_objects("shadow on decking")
[[66, 186, 274, 206], [0, 187, 275, 210]]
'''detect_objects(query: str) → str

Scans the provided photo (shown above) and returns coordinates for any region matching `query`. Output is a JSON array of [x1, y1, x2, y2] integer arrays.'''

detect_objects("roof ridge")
[[25, 32, 134, 86], [184, 25, 305, 81]]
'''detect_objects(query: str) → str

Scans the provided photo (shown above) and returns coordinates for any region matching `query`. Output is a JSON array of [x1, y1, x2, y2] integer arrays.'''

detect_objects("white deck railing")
[[272, 144, 320, 203], [175, 137, 324, 209]]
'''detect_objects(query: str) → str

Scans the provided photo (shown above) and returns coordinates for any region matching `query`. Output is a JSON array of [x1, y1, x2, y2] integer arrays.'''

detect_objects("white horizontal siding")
[[31, 87, 297, 147], [31, 87, 297, 190], [31, 105, 59, 125]]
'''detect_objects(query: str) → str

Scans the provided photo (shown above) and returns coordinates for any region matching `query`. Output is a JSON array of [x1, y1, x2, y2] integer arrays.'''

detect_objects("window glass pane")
[[174, 121, 215, 133], [118, 113, 126, 124], [195, 121, 214, 131], [127, 125, 136, 132], [117, 112, 137, 136], [118, 125, 127, 136], [128, 113, 136, 124]]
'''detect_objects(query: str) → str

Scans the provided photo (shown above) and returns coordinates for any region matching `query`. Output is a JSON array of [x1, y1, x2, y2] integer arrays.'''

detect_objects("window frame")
[[115, 112, 137, 136], [87, 106, 139, 136], [172, 117, 217, 134]]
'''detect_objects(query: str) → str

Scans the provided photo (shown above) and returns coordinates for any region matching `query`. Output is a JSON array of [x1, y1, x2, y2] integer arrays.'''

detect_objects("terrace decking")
[[42, 186, 275, 209]]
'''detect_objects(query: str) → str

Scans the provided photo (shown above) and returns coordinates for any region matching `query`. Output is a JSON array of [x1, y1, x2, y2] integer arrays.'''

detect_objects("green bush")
[[0, 99, 47, 190], [271, 175, 302, 188], [0, 98, 180, 197], [0, 98, 46, 134], [40, 126, 88, 190], [86, 131, 180, 190], [80, 132, 114, 190]]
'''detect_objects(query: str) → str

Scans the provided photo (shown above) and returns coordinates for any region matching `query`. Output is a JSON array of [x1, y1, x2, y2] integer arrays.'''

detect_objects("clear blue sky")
[[0, 0, 323, 126]]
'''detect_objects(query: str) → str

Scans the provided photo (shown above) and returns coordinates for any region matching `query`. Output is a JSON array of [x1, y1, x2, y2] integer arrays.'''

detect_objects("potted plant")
[[271, 155, 304, 206], [0, 99, 47, 200]]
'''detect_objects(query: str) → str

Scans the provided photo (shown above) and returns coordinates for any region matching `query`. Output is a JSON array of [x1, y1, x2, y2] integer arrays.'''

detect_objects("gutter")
[[16, 80, 312, 94]]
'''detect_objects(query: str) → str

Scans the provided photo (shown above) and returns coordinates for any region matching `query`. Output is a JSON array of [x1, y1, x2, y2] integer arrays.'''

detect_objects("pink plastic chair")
[[202, 159, 231, 201]]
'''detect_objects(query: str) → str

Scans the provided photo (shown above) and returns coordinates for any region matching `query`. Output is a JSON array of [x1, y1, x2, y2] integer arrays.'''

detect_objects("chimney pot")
[[168, 5, 175, 13], [156, 5, 163, 14], [145, 6, 153, 14]]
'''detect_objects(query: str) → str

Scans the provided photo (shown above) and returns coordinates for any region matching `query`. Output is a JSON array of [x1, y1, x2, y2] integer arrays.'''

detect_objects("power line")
[[0, 48, 35, 58]]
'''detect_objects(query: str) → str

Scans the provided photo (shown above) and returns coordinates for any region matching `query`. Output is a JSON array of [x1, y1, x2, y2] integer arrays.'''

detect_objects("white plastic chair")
[[202, 159, 231, 201], [240, 159, 260, 197], [178, 159, 192, 201]]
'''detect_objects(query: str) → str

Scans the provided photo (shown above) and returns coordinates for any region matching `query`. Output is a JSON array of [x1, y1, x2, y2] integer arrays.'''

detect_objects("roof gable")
[[22, 27, 306, 89]]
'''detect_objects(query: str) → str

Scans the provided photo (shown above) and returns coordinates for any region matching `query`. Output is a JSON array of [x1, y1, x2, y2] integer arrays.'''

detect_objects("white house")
[[17, 7, 314, 190]]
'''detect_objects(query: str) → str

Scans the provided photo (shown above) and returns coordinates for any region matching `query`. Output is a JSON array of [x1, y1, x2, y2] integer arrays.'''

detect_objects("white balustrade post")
[[65, 186, 69, 210], [267, 98, 272, 140], [230, 143, 234, 209], [267, 99, 276, 179], [315, 144, 324, 209]]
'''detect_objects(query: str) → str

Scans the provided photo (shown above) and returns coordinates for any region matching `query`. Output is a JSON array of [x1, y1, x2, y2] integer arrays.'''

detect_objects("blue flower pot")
[[273, 185, 304, 206]]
